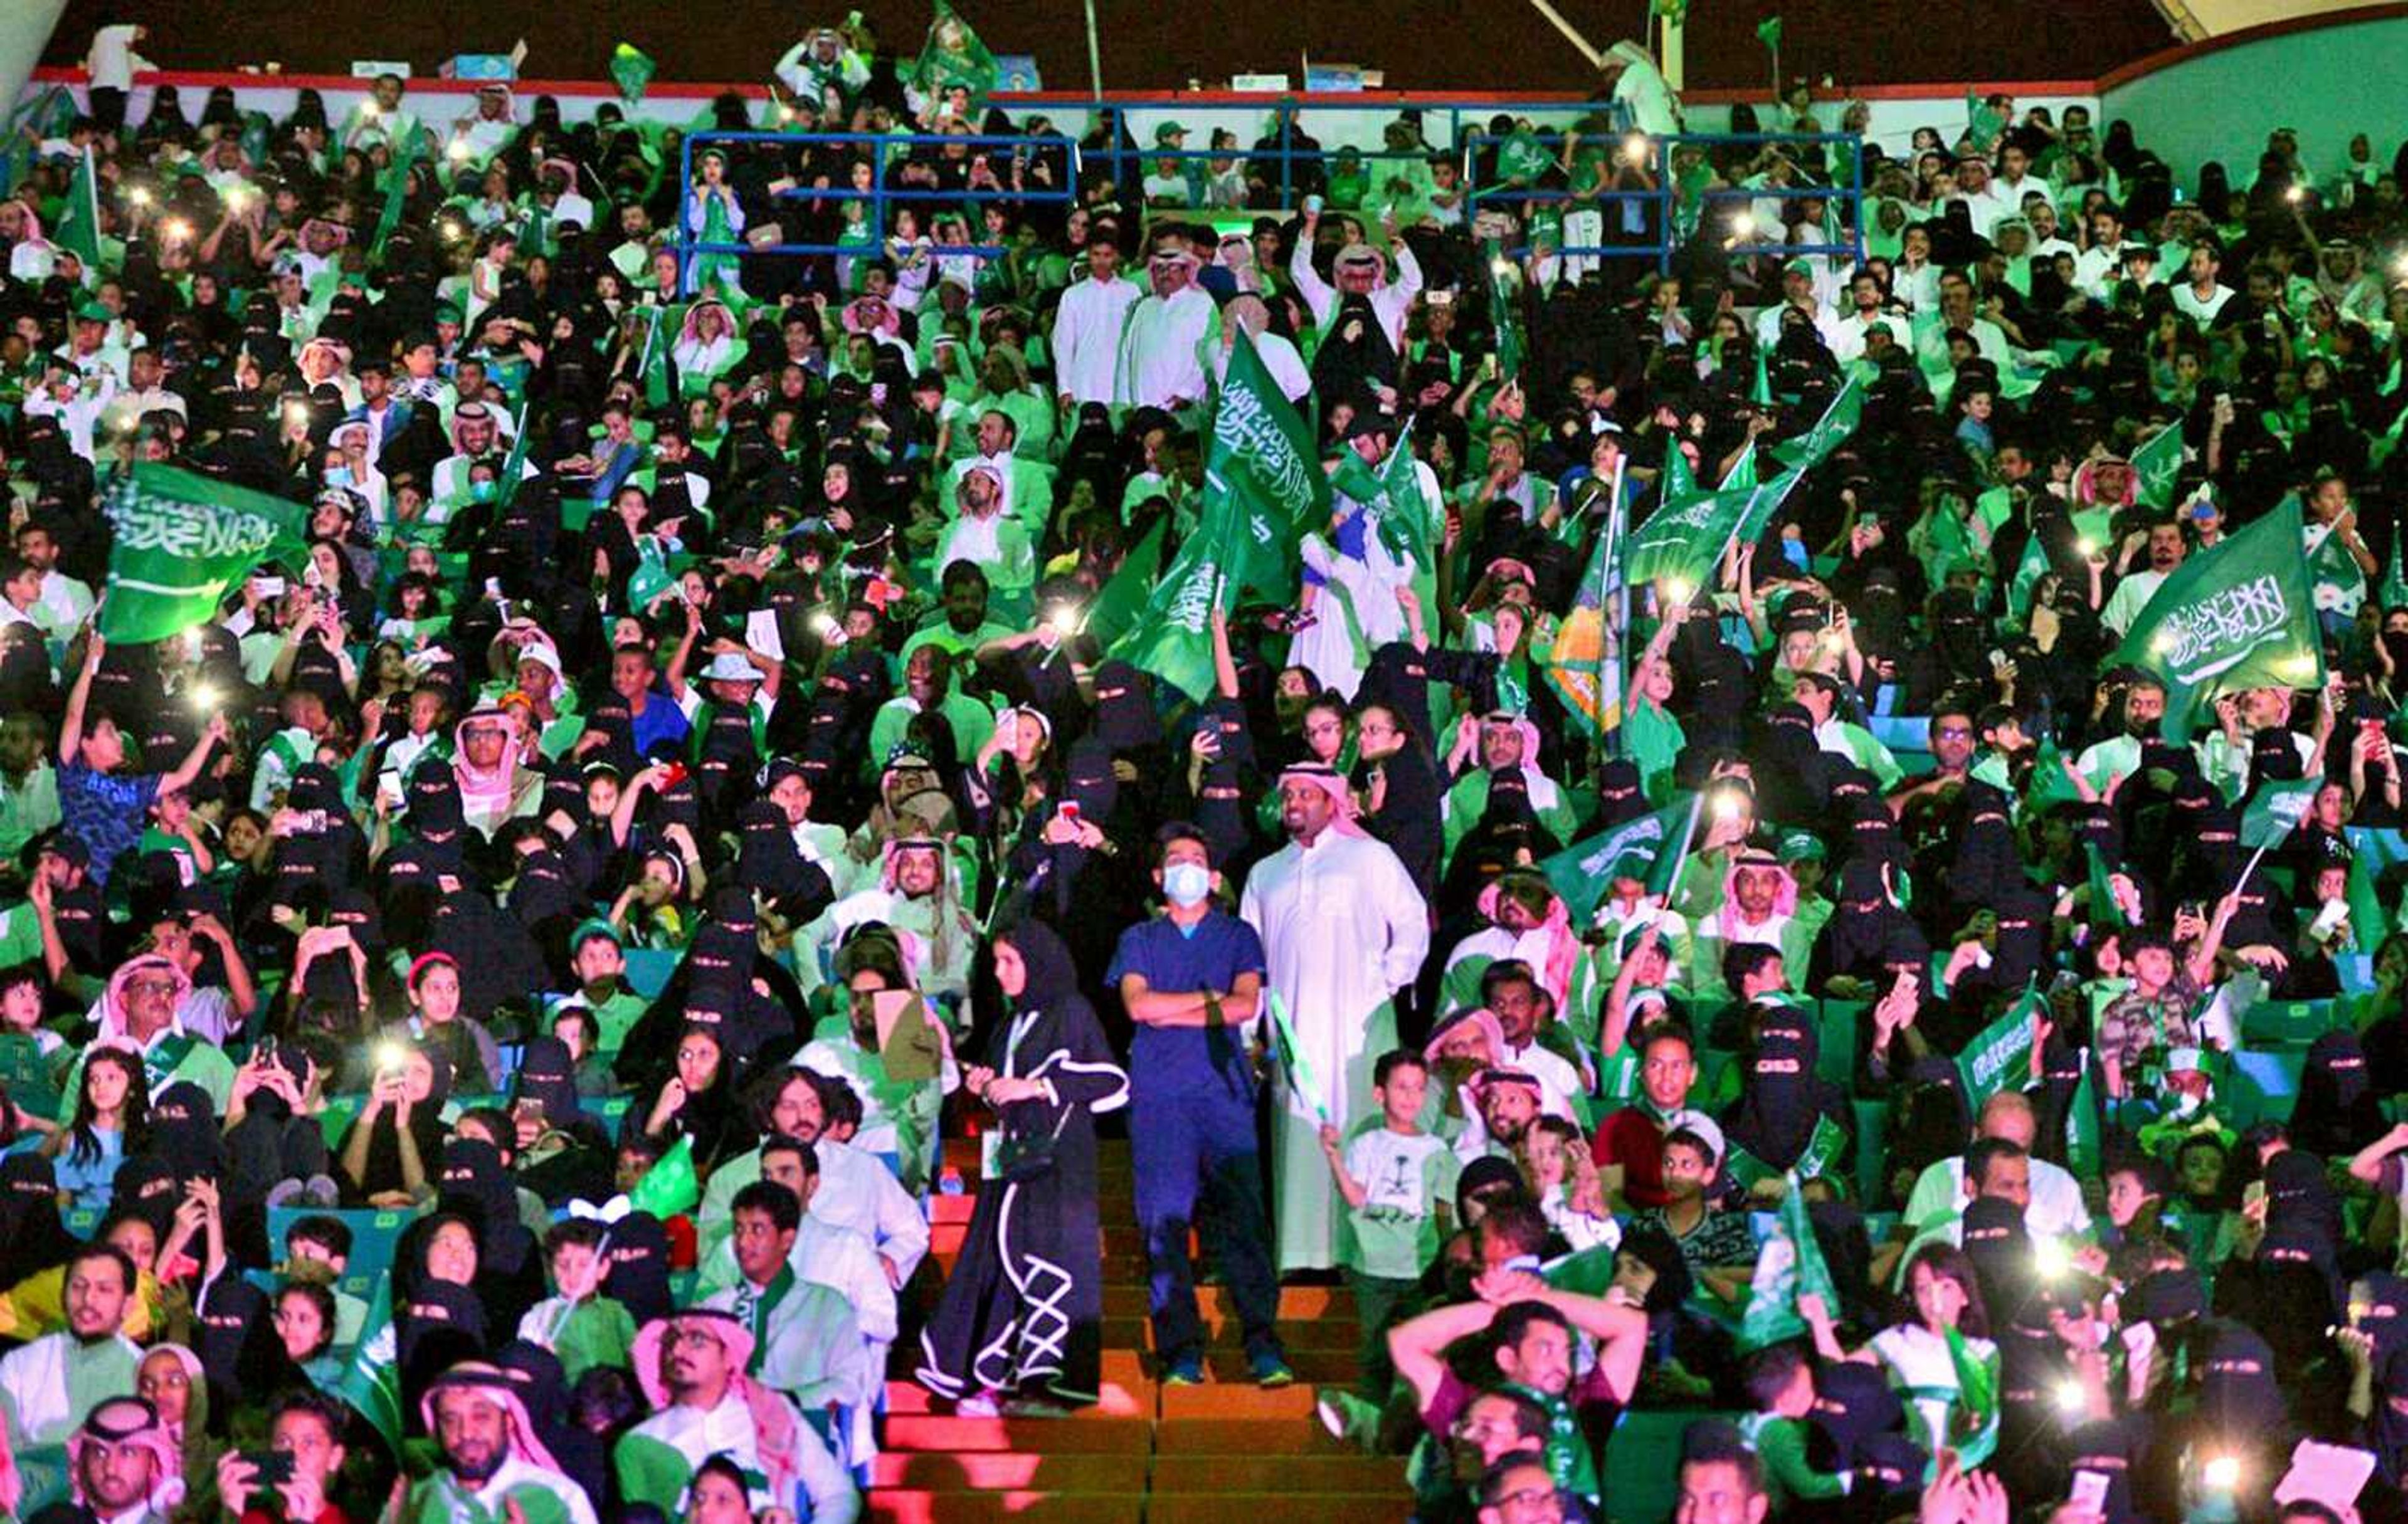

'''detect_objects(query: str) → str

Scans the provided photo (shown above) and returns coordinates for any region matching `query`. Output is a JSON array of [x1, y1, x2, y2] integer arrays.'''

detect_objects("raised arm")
[[56, 633, 104, 764]]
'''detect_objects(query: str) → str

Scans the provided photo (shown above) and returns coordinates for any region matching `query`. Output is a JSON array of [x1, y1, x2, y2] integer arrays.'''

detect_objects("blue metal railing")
[[1467, 130, 1866, 274], [673, 129, 1079, 294], [1070, 97, 1619, 214], [674, 113, 1864, 290]]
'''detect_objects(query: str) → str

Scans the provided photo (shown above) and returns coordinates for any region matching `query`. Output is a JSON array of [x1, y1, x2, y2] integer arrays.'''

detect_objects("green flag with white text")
[[1107, 498, 1246, 702], [55, 145, 102, 269], [1954, 980, 2040, 1110], [1538, 793, 1696, 925], [1624, 448, 1759, 594], [2240, 774, 2321, 850], [1771, 373, 1865, 472], [2131, 422, 2186, 511], [2108, 497, 2322, 738], [1082, 515, 1166, 653], [101, 464, 308, 643], [1736, 1175, 1836, 1352], [334, 1273, 402, 1455], [1204, 328, 1327, 600], [914, 0, 1000, 109]]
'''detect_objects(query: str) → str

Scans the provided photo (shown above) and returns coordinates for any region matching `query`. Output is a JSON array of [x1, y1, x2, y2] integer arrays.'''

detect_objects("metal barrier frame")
[[674, 129, 1079, 293], [1467, 130, 1867, 273], [673, 110, 1864, 290]]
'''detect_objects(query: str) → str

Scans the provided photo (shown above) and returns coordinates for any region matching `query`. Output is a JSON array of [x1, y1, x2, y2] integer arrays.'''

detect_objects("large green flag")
[[2109, 497, 2322, 738], [914, 0, 999, 108], [2240, 774, 2321, 850], [55, 145, 102, 269], [1204, 328, 1326, 600], [334, 1273, 402, 1455], [1623, 448, 1760, 595], [1538, 793, 1696, 925], [2130, 422, 2185, 511], [1081, 515, 1165, 651], [1107, 500, 1246, 702], [1735, 1175, 1835, 1352], [1954, 980, 2041, 1111], [100, 463, 308, 643]]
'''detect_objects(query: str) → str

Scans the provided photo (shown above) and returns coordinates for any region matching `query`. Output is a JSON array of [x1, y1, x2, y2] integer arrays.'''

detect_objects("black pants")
[[89, 87, 128, 138]]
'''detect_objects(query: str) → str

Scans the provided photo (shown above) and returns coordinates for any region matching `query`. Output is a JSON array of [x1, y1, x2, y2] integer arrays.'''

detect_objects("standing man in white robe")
[[1241, 765, 1430, 1273], [1052, 226, 1141, 411], [1115, 233, 1216, 416]]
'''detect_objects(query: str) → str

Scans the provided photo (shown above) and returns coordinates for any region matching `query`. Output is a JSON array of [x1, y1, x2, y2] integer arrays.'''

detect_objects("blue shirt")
[[1106, 910, 1267, 1097], [626, 686, 692, 759], [57, 762, 158, 885]]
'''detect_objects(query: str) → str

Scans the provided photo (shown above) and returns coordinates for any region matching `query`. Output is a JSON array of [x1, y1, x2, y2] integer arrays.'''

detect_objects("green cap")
[[434, 300, 465, 323], [1154, 121, 1187, 145], [570, 917, 622, 952], [73, 301, 111, 323]]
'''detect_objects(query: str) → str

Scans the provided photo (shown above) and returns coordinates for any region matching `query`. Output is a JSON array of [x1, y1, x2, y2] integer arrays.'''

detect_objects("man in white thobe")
[[1290, 205, 1423, 355], [1052, 231, 1142, 410], [1115, 236, 1215, 414], [1240, 764, 1430, 1272]]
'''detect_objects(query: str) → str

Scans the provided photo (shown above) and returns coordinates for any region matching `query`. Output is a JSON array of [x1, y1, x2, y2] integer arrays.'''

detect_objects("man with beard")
[[1242, 764, 1429, 1273], [2075, 673, 2168, 789], [414, 1362, 601, 1524], [2101, 520, 2188, 639], [1115, 231, 1214, 415], [0, 1245, 142, 1464], [613, 1308, 857, 1521], [1458, 1066, 1550, 1165]]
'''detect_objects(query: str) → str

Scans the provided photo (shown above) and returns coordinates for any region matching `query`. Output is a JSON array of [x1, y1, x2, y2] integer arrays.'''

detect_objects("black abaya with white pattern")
[[917, 923, 1129, 1406]]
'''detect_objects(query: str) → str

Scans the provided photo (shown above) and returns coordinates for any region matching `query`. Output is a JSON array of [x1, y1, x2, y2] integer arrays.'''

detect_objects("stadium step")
[[869, 1137, 1417, 1523]]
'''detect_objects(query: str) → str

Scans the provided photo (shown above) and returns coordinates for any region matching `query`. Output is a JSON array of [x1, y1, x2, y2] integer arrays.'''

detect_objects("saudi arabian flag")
[[628, 1134, 700, 1217], [1770, 372, 1865, 472], [1954, 980, 2041, 1111], [100, 463, 307, 643], [334, 1273, 402, 1454], [1540, 496, 1622, 738], [1735, 1175, 1836, 1352], [1538, 793, 1696, 925], [2241, 774, 2322, 850], [1624, 446, 1759, 596], [1203, 328, 1326, 599], [1081, 515, 1165, 652], [914, 0, 999, 108], [55, 145, 102, 269], [2109, 497, 2322, 738], [2379, 532, 2408, 613], [2130, 421, 2186, 510], [610, 43, 658, 105], [1108, 503, 1244, 702]]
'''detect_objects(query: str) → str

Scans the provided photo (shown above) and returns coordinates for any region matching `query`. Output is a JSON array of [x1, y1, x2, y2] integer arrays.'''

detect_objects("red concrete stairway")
[[865, 1137, 1415, 1523]]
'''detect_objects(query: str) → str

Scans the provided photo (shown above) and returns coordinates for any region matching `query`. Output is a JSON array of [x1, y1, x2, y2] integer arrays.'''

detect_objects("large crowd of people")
[[0, 9, 2404, 1524]]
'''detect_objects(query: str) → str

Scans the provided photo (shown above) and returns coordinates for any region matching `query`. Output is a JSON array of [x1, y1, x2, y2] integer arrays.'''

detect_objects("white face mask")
[[1161, 861, 1211, 908]]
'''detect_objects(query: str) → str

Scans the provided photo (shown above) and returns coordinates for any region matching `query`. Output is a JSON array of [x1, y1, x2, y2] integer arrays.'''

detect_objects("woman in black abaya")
[[916, 921, 1128, 1415]]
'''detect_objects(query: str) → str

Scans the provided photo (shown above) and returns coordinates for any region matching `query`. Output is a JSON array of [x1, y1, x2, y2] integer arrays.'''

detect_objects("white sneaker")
[[956, 1390, 1002, 1418]]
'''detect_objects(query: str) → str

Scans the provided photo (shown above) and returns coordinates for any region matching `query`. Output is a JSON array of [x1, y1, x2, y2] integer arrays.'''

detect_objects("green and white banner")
[[100, 463, 307, 643]]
